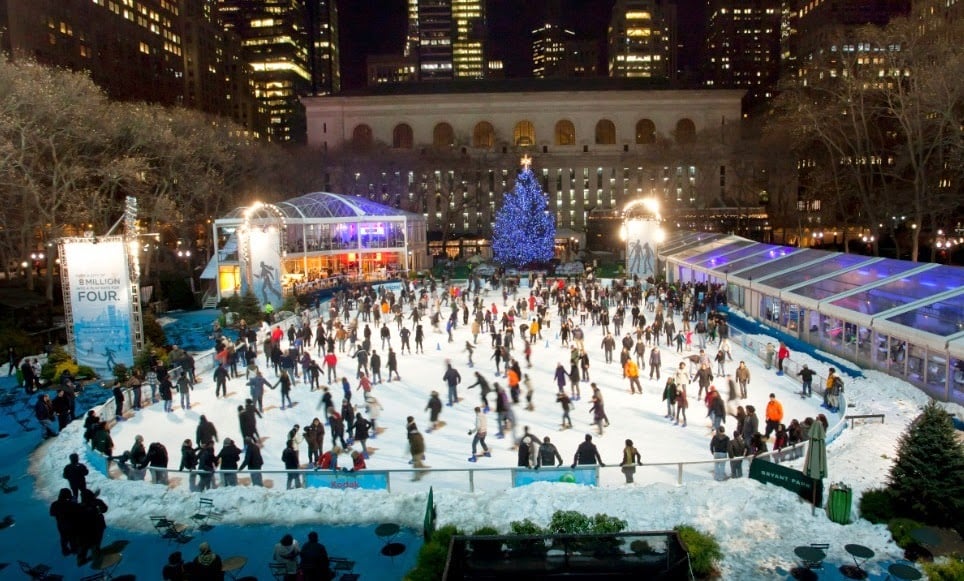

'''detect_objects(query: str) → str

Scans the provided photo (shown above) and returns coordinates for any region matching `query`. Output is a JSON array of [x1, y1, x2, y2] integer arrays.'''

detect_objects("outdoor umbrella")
[[803, 420, 828, 515]]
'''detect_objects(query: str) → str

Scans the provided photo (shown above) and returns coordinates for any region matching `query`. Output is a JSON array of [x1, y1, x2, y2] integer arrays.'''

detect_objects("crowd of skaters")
[[39, 271, 843, 572]]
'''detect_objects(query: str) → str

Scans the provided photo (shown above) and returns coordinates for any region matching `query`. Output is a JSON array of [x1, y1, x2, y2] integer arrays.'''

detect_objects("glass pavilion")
[[660, 232, 964, 404], [205, 192, 428, 300]]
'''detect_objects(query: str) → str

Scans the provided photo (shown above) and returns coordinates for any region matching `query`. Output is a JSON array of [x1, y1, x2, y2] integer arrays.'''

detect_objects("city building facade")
[[303, 82, 749, 254]]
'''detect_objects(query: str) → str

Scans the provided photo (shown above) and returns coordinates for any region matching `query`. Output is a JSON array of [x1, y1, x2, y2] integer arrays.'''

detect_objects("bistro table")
[[791, 545, 827, 580], [840, 544, 874, 579], [221, 555, 248, 581], [886, 562, 923, 581]]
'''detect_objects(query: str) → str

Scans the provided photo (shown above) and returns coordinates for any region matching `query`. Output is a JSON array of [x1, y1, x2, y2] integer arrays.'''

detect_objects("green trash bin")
[[827, 483, 853, 524]]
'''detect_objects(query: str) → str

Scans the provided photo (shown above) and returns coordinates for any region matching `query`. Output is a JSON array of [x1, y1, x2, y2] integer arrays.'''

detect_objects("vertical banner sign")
[[626, 219, 659, 280], [64, 240, 135, 372], [244, 225, 284, 309]]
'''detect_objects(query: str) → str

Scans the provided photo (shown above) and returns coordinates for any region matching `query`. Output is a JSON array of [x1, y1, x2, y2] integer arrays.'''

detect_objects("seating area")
[[18, 560, 62, 580], [190, 497, 224, 531], [150, 515, 192, 544]]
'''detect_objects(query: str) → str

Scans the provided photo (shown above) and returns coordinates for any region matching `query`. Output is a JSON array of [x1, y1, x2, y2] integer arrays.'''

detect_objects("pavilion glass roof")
[[787, 258, 921, 302], [829, 264, 960, 316], [758, 253, 876, 290], [721, 245, 801, 276], [668, 238, 749, 263], [732, 248, 828, 281], [884, 292, 964, 338], [660, 232, 726, 256], [692, 242, 768, 270], [679, 239, 758, 266]]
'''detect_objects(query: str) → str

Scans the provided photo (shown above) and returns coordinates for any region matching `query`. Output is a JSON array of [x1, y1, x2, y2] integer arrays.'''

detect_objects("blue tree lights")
[[492, 156, 556, 266]]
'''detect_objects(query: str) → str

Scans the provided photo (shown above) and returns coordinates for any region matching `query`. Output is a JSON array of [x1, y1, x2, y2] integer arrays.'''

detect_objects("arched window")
[[472, 121, 495, 148], [513, 120, 536, 147], [352, 124, 373, 148], [555, 120, 576, 146], [635, 119, 656, 144], [595, 119, 616, 145], [433, 122, 455, 148], [675, 118, 696, 144], [393, 124, 413, 149]]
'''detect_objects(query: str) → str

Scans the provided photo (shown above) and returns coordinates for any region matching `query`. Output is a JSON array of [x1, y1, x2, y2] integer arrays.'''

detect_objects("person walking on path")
[[675, 383, 689, 427], [648, 346, 662, 380], [556, 391, 573, 429], [468, 407, 491, 461], [764, 393, 783, 438], [63, 453, 89, 501], [735, 361, 750, 399], [624, 358, 642, 394], [275, 370, 294, 410], [797, 364, 816, 398], [776, 342, 790, 375], [728, 431, 746, 478], [619, 439, 641, 484], [425, 391, 443, 432], [407, 417, 428, 479], [442, 361, 462, 407], [710, 426, 730, 481], [589, 396, 607, 435]]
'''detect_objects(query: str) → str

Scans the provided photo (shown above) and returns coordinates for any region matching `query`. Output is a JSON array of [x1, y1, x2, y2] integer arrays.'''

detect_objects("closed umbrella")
[[803, 420, 827, 515]]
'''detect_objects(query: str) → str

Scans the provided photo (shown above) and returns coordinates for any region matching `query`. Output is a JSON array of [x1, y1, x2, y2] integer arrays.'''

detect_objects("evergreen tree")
[[887, 401, 964, 531], [492, 159, 556, 266]]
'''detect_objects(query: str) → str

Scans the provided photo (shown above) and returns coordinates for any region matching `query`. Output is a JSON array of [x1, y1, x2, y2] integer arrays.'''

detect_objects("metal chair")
[[191, 497, 223, 531], [18, 561, 52, 579], [150, 515, 192, 544]]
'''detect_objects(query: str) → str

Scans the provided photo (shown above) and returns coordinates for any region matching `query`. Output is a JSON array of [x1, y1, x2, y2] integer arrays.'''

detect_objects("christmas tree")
[[492, 156, 556, 267], [887, 400, 964, 532]]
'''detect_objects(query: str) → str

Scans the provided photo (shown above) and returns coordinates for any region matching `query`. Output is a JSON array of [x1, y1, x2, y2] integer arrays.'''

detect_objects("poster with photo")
[[63, 239, 135, 372]]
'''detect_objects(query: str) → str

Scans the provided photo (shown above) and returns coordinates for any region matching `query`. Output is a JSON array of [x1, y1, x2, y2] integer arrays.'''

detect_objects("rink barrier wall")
[[80, 438, 834, 492]]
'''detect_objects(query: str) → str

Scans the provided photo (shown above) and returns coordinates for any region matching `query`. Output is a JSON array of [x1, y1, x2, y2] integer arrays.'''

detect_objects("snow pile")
[[30, 292, 963, 579]]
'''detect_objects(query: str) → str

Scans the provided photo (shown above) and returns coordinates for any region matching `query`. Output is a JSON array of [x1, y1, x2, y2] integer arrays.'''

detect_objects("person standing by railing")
[[620, 439, 641, 484]]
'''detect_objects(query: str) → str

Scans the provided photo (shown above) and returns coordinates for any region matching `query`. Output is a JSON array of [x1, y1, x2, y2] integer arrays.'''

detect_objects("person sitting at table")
[[273, 533, 300, 581], [162, 551, 186, 580], [299, 531, 333, 580], [188, 542, 223, 580]]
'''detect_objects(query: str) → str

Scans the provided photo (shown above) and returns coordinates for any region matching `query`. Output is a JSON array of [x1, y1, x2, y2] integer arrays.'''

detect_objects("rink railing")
[[84, 438, 828, 494]]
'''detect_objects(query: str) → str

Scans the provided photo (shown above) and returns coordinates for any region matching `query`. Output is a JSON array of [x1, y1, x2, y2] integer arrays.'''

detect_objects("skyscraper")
[[407, 0, 487, 81], [532, 23, 576, 78], [304, 0, 341, 95], [704, 0, 781, 106], [218, 0, 339, 143], [608, 0, 677, 80]]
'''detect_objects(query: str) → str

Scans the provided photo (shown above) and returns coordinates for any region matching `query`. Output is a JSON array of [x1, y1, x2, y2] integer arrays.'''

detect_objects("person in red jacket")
[[776, 342, 790, 375]]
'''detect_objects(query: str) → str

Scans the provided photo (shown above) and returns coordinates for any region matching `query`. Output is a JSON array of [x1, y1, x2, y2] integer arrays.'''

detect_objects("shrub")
[[675, 525, 722, 579], [547, 510, 592, 535], [888, 401, 964, 531], [507, 519, 546, 556], [923, 557, 964, 581], [592, 513, 628, 534], [40, 345, 75, 381], [887, 518, 926, 550], [859, 488, 897, 524], [470, 526, 503, 559], [142, 312, 168, 347], [405, 524, 462, 581]]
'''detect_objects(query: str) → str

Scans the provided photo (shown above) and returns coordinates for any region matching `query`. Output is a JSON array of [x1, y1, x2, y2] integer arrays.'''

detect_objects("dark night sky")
[[339, 0, 705, 90]]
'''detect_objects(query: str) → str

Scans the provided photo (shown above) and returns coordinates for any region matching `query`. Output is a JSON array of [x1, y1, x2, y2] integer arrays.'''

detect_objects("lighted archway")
[[433, 122, 455, 148], [472, 121, 495, 148], [513, 120, 536, 147], [555, 120, 576, 146], [595, 119, 616, 145]]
